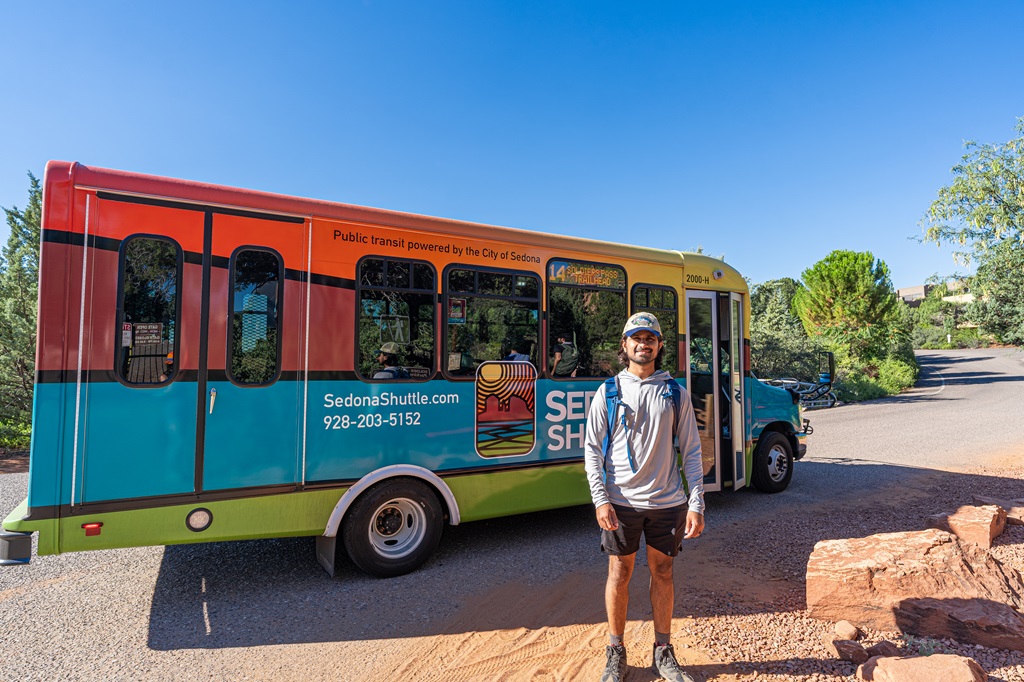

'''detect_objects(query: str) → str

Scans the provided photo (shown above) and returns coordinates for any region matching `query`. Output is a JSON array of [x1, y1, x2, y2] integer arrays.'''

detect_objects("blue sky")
[[2, 1, 1023, 289]]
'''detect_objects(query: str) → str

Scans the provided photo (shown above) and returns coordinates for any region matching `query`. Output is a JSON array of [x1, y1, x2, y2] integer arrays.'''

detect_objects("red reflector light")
[[82, 522, 103, 537]]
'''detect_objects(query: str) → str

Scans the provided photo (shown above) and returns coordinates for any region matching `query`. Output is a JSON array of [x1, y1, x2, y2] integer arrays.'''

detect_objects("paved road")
[[806, 348, 1024, 471], [1, 348, 1022, 680]]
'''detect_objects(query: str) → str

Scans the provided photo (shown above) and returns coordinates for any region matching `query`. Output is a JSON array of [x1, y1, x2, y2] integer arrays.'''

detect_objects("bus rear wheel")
[[342, 479, 443, 578], [751, 432, 793, 493]]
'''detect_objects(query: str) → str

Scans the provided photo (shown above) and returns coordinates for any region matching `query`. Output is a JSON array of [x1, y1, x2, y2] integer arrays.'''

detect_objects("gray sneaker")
[[601, 644, 627, 682], [652, 644, 696, 682]]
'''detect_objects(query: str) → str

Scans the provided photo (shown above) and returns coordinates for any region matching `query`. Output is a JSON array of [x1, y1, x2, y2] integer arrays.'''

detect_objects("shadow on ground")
[[147, 460, 1024, 652]]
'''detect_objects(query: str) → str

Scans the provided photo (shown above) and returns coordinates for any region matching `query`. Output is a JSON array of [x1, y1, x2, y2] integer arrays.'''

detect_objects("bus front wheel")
[[342, 478, 444, 578], [751, 432, 793, 493]]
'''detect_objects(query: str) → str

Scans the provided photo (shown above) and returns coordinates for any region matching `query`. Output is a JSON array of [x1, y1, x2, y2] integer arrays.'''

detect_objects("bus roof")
[[54, 160, 743, 280]]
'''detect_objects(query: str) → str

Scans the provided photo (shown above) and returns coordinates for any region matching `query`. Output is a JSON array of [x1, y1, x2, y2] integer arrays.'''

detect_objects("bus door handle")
[[209, 387, 217, 414]]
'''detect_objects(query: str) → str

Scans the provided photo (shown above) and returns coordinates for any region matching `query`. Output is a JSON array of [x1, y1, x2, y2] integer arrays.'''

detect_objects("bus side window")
[[228, 248, 283, 386], [546, 259, 627, 378], [443, 267, 540, 379], [357, 257, 436, 381], [632, 284, 679, 375], [117, 236, 182, 386]]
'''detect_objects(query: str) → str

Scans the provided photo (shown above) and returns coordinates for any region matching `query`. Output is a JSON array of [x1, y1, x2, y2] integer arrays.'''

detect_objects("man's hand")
[[596, 503, 619, 531], [683, 511, 704, 539]]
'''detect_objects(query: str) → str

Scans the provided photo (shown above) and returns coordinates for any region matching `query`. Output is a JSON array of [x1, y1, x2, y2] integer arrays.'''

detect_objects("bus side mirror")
[[818, 351, 835, 385]]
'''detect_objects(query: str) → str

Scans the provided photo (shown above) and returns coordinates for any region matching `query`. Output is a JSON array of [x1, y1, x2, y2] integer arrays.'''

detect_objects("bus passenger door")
[[685, 291, 721, 492], [727, 293, 746, 489], [78, 196, 203, 504], [200, 213, 308, 492]]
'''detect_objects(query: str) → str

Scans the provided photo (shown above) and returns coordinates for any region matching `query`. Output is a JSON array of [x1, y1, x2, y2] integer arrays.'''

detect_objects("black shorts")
[[601, 503, 688, 557]]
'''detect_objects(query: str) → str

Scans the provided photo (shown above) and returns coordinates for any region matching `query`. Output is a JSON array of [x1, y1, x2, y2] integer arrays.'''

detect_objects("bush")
[[833, 369, 889, 402], [913, 324, 989, 349], [0, 420, 30, 450], [877, 356, 918, 393]]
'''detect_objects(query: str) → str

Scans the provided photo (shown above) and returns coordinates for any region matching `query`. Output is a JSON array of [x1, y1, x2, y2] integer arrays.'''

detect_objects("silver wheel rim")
[[367, 497, 426, 560], [767, 444, 789, 482]]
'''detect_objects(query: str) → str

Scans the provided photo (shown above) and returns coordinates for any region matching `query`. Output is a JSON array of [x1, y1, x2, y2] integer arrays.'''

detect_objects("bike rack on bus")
[[760, 351, 837, 410]]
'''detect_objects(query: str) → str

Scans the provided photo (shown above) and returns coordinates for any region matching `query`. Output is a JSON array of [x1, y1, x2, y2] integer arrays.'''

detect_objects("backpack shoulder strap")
[[601, 376, 620, 461], [666, 377, 681, 436], [602, 375, 639, 474]]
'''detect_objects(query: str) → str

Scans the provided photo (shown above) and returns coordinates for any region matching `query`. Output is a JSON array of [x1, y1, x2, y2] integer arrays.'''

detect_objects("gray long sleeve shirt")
[[584, 369, 705, 514]]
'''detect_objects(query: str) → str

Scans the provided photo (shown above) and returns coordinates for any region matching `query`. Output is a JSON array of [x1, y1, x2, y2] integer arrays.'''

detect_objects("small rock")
[[836, 620, 861, 640], [822, 634, 870, 664], [856, 653, 987, 681], [866, 640, 902, 658]]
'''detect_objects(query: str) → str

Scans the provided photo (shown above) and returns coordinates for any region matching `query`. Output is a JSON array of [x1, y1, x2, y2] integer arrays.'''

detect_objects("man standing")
[[584, 312, 705, 682]]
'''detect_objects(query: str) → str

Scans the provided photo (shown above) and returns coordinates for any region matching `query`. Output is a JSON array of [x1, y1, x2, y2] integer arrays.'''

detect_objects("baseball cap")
[[378, 341, 400, 354], [622, 312, 662, 338]]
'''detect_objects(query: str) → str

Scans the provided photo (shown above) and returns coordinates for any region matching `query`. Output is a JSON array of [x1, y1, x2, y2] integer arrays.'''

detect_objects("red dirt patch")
[[0, 449, 28, 475]]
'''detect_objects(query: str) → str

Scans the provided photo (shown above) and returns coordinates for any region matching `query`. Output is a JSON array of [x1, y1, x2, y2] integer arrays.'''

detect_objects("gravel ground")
[[677, 464, 1024, 682], [4, 463, 1024, 681]]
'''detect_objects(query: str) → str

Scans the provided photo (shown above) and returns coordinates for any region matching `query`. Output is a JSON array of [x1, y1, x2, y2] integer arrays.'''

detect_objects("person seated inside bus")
[[373, 342, 410, 379], [158, 351, 174, 383], [551, 332, 579, 377], [502, 340, 531, 363]]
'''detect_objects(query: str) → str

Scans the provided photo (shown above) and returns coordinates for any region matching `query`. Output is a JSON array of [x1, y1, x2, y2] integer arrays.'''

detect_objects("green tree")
[[749, 278, 823, 381], [792, 250, 903, 360], [967, 241, 1024, 345], [922, 118, 1024, 346], [922, 118, 1024, 263], [0, 172, 41, 447]]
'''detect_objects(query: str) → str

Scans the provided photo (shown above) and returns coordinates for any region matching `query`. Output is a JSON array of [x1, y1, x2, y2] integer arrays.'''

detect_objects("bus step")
[[0, 530, 32, 565]]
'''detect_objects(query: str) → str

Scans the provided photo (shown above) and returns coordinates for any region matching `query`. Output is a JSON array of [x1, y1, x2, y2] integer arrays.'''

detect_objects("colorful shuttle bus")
[[1, 162, 810, 577]]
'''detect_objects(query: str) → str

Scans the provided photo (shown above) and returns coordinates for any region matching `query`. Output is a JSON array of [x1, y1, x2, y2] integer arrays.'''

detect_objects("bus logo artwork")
[[474, 361, 538, 457]]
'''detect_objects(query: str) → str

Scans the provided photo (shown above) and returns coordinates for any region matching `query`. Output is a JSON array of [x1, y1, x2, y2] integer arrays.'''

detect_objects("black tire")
[[342, 478, 443, 578], [751, 431, 794, 493]]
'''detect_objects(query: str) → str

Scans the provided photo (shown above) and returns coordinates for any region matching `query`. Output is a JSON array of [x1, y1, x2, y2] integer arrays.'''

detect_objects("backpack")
[[555, 342, 579, 375], [379, 366, 411, 379], [601, 375, 681, 473]]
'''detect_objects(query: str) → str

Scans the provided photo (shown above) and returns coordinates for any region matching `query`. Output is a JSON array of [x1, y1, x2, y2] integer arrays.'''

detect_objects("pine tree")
[[0, 172, 41, 447], [792, 250, 902, 361]]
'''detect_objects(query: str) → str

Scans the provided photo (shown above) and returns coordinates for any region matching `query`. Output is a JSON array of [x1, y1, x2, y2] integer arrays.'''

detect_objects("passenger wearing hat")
[[584, 312, 705, 682], [373, 341, 410, 380], [159, 351, 174, 383]]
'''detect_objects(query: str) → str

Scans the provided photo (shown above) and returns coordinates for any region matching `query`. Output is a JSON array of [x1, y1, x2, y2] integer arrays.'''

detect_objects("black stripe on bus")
[[44, 228, 206, 267], [194, 212, 214, 493], [24, 456, 586, 520], [310, 272, 355, 289], [34, 370, 417, 384], [40, 230, 356, 290], [96, 191, 306, 224], [42, 229, 122, 253]]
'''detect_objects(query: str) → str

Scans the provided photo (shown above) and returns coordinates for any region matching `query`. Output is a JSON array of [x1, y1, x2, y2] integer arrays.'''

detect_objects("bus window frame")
[[630, 282, 680, 377], [225, 244, 286, 388], [114, 233, 184, 389], [441, 263, 542, 382], [545, 257, 628, 381], [355, 255, 438, 383]]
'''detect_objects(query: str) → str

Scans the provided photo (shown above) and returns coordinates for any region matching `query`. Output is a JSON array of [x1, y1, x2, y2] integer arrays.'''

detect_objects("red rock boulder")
[[856, 654, 986, 681], [973, 495, 1024, 526], [806, 529, 1024, 631], [894, 597, 1024, 652], [928, 505, 1007, 549]]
